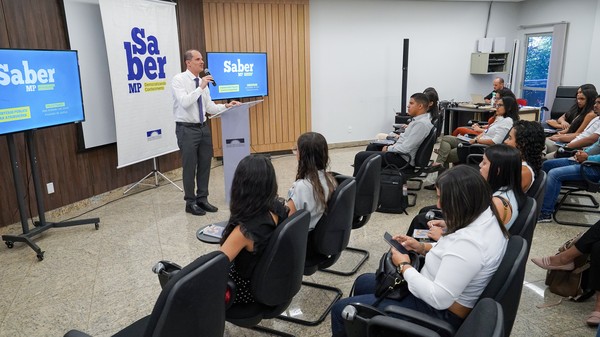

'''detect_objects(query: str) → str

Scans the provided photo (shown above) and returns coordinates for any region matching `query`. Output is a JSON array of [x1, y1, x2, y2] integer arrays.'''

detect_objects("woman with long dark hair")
[[220, 155, 289, 304], [504, 120, 545, 191], [330, 166, 509, 336], [287, 132, 337, 230]]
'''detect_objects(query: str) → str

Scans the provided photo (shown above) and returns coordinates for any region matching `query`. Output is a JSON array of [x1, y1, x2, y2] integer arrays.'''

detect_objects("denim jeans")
[[330, 273, 463, 337], [541, 158, 600, 214]]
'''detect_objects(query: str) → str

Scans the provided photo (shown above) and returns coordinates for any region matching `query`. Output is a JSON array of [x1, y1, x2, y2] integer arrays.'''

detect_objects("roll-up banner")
[[99, 0, 180, 168]]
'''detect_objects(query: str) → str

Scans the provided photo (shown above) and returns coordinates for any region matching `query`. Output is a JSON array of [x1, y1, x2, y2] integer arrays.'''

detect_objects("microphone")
[[204, 68, 217, 86], [425, 209, 443, 220]]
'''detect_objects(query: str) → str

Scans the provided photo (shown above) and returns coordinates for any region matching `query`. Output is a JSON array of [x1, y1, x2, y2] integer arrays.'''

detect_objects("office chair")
[[343, 236, 527, 337], [553, 161, 600, 227], [226, 210, 310, 337], [507, 197, 537, 256], [321, 154, 381, 276], [544, 86, 578, 120], [364, 298, 504, 337], [278, 178, 356, 326], [526, 170, 547, 218], [64, 251, 230, 337]]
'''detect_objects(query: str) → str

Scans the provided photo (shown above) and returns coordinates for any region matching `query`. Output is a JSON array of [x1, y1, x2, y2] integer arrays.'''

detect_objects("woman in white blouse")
[[430, 96, 520, 171], [330, 165, 509, 336]]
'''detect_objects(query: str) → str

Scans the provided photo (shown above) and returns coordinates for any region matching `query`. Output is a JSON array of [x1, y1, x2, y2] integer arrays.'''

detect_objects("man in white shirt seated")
[[352, 93, 433, 176]]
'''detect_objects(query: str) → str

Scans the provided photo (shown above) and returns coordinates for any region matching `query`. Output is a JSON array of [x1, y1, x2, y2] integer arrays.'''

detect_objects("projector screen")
[[0, 49, 85, 135], [206, 52, 268, 100]]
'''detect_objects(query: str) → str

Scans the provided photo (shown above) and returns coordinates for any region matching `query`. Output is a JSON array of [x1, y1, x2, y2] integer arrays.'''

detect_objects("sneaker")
[[537, 212, 552, 223]]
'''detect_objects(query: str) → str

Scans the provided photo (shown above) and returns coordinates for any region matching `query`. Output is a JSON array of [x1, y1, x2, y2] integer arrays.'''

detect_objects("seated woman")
[[287, 132, 337, 231], [531, 219, 600, 327], [430, 96, 519, 172], [545, 84, 596, 131], [451, 87, 516, 137], [220, 154, 289, 304], [503, 120, 546, 192], [330, 165, 509, 336], [546, 87, 598, 156], [408, 144, 526, 241], [537, 139, 600, 222]]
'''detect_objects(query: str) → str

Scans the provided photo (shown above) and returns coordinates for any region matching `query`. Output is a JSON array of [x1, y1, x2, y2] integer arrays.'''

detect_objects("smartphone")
[[383, 232, 410, 254]]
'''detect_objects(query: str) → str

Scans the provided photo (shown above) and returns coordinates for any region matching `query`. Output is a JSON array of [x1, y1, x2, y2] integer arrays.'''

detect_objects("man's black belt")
[[176, 121, 207, 127]]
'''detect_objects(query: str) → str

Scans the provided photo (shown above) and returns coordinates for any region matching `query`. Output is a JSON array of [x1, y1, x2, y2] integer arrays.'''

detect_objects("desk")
[[443, 106, 540, 135], [196, 221, 227, 244]]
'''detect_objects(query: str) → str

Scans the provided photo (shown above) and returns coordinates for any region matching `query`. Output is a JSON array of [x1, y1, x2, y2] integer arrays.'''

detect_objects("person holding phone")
[[330, 166, 509, 336]]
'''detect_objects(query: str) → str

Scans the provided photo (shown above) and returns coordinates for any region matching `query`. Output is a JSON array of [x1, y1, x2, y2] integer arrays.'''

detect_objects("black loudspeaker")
[[400, 38, 409, 114]]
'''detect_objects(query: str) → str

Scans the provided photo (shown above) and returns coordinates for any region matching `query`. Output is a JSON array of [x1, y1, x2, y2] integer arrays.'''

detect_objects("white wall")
[[310, 0, 599, 144], [310, 0, 519, 143]]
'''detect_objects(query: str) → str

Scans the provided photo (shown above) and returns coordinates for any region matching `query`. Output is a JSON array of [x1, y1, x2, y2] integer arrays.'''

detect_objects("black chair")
[[64, 251, 230, 337], [526, 170, 547, 218], [508, 197, 537, 256], [545, 86, 578, 120], [278, 178, 356, 326], [553, 161, 600, 227], [365, 298, 504, 337], [344, 236, 527, 337], [226, 210, 310, 336], [389, 127, 437, 206], [322, 154, 381, 276]]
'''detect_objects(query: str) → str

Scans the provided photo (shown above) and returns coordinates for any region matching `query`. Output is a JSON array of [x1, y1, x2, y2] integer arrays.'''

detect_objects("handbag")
[[545, 232, 590, 299], [373, 249, 420, 306]]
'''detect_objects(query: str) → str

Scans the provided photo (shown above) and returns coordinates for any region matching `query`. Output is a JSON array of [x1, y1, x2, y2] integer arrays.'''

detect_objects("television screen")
[[206, 52, 268, 100], [0, 49, 85, 136]]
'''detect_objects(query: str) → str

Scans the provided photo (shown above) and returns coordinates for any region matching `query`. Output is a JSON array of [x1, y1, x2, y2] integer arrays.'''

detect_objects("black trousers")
[[574, 220, 600, 291], [353, 146, 411, 177], [406, 205, 439, 237], [175, 123, 213, 206]]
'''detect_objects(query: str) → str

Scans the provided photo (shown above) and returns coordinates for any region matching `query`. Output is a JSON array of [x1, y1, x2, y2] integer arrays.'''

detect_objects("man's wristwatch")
[[397, 261, 411, 274]]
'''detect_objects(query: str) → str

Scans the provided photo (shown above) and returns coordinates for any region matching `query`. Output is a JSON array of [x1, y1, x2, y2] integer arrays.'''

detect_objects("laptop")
[[470, 93, 486, 105]]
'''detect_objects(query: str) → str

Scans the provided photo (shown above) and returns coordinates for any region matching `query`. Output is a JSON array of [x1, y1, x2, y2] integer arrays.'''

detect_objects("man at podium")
[[171, 49, 240, 216]]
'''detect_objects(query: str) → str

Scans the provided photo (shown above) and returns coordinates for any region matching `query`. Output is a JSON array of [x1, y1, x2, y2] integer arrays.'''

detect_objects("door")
[[521, 33, 552, 107]]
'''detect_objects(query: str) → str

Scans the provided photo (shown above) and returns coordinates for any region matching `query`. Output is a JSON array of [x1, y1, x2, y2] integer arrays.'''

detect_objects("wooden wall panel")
[[203, 0, 311, 156], [0, 0, 195, 228]]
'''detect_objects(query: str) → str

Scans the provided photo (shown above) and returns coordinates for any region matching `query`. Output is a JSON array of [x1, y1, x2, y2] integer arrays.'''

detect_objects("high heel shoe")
[[531, 256, 574, 271]]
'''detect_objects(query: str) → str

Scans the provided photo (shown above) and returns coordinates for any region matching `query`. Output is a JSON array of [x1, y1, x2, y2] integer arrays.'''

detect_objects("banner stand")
[[123, 157, 183, 194]]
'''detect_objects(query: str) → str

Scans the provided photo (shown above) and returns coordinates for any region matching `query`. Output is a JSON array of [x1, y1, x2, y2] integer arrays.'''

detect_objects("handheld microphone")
[[204, 68, 217, 86], [425, 209, 443, 220]]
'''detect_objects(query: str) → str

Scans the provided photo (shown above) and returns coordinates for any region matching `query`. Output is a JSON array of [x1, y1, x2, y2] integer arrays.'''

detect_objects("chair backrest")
[[147, 250, 230, 337], [312, 178, 357, 257], [455, 298, 504, 337], [479, 235, 528, 337], [251, 210, 310, 306], [508, 197, 537, 254], [548, 86, 578, 119], [516, 98, 527, 107], [414, 127, 437, 168], [353, 154, 382, 227], [526, 170, 547, 218]]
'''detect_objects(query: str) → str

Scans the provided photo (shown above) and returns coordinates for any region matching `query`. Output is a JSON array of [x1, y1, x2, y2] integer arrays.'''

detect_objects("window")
[[521, 34, 552, 107]]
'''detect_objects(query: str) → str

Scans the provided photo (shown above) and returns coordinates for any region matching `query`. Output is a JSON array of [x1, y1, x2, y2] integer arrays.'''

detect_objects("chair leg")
[[408, 192, 417, 207], [407, 178, 423, 191], [277, 280, 343, 326], [319, 246, 369, 276], [557, 191, 599, 209], [553, 190, 598, 227]]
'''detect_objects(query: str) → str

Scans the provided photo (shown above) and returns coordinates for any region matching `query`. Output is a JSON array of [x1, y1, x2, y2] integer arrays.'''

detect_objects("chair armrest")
[[368, 315, 446, 337], [580, 161, 600, 192], [64, 330, 92, 337], [383, 305, 456, 337], [466, 153, 483, 165]]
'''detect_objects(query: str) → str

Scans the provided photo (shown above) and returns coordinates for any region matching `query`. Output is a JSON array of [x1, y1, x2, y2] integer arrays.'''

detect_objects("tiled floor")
[[0, 145, 599, 336]]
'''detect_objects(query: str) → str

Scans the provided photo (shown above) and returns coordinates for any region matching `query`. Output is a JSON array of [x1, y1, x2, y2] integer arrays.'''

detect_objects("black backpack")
[[377, 165, 408, 214]]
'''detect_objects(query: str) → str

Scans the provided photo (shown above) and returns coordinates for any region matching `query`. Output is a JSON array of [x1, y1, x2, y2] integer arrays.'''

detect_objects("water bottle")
[[402, 183, 408, 197], [491, 92, 496, 106]]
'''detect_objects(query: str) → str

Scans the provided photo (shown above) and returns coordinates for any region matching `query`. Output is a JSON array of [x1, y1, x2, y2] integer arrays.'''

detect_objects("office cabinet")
[[470, 52, 509, 74]]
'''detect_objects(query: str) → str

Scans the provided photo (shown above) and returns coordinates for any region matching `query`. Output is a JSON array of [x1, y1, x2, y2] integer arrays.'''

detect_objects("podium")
[[210, 100, 262, 202]]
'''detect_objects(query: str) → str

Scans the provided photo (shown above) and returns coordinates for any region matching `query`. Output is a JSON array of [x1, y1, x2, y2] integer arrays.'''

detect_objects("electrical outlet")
[[348, 126, 352, 133], [47, 182, 55, 194]]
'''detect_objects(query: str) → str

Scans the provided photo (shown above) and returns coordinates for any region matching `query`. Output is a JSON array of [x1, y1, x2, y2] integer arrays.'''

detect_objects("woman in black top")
[[220, 154, 288, 304]]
